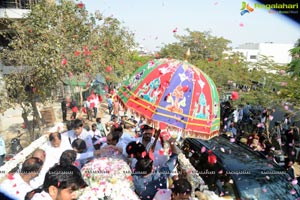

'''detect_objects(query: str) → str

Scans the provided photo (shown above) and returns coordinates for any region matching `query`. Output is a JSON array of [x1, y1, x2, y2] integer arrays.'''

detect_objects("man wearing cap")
[[136, 124, 168, 169]]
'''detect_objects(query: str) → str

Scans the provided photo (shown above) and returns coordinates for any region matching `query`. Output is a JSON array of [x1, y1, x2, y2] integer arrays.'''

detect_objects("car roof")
[[186, 135, 280, 172], [185, 135, 300, 199]]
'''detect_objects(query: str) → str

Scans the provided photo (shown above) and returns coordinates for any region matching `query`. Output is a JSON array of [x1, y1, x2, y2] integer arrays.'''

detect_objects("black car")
[[182, 135, 300, 200]]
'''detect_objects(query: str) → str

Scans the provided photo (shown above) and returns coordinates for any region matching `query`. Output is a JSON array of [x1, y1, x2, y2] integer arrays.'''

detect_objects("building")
[[231, 42, 294, 65], [0, 0, 36, 19], [0, 0, 42, 89], [0, 0, 41, 49]]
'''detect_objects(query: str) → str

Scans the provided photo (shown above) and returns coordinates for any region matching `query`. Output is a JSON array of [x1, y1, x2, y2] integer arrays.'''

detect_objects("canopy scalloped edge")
[[115, 94, 220, 140]]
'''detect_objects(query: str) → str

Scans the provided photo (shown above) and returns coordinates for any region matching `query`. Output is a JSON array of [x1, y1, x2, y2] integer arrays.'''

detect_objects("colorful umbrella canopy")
[[118, 58, 220, 139]]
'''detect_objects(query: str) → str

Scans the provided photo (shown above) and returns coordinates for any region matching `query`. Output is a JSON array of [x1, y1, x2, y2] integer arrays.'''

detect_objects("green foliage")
[[129, 51, 154, 71], [0, 0, 136, 114], [0, 0, 137, 141], [158, 31, 300, 107], [159, 29, 231, 63], [94, 16, 137, 82], [287, 46, 300, 77]]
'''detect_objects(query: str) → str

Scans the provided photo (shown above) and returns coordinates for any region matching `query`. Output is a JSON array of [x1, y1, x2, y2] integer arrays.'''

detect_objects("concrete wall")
[[0, 8, 30, 18]]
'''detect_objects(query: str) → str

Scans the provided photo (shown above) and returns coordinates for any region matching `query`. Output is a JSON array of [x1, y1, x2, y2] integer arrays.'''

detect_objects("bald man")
[[32, 148, 46, 162], [0, 157, 43, 200]]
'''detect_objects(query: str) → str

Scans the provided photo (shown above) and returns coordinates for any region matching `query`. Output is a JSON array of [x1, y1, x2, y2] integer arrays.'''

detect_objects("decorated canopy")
[[118, 58, 220, 139]]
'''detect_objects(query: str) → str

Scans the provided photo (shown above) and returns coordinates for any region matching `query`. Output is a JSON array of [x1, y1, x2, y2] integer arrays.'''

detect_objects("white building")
[[0, 0, 38, 19], [232, 42, 294, 65]]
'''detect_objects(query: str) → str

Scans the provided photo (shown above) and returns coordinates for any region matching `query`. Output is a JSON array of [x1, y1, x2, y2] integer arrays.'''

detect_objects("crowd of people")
[[220, 100, 300, 180], [0, 92, 198, 200], [2, 91, 300, 200]]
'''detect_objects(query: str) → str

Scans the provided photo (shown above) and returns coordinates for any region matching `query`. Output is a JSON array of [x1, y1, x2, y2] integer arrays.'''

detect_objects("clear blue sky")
[[80, 0, 300, 51]]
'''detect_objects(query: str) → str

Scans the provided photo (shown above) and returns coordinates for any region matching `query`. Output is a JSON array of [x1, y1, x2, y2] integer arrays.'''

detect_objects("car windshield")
[[234, 170, 300, 199]]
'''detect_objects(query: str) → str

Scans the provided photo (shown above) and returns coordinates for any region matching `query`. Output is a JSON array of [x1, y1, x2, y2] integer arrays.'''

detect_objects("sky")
[[79, 0, 300, 52]]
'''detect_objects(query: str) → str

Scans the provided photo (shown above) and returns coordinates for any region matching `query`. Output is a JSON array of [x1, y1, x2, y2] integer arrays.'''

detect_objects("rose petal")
[[262, 188, 267, 193], [290, 189, 296, 195], [201, 146, 206, 153], [292, 179, 298, 185]]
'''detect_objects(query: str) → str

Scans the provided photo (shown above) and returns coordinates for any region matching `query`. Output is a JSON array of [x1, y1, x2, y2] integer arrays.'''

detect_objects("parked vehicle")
[[5, 133, 23, 162], [182, 134, 300, 200]]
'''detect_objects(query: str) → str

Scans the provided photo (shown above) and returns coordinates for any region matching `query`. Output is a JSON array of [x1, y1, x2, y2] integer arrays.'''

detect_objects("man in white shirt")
[[100, 132, 125, 153], [30, 132, 72, 188], [63, 119, 103, 162], [0, 157, 43, 200], [136, 124, 169, 169], [114, 126, 136, 148], [66, 119, 95, 152], [89, 123, 101, 138], [93, 94, 99, 119]]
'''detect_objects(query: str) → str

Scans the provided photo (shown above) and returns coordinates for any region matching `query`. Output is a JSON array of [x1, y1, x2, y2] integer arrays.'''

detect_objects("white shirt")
[[84, 101, 90, 108], [89, 129, 101, 137], [119, 132, 136, 145], [0, 136, 6, 155], [118, 132, 136, 157], [91, 96, 99, 108], [233, 109, 239, 123], [62, 129, 97, 163], [136, 137, 169, 169], [65, 128, 95, 152], [31, 190, 53, 200], [31, 134, 72, 188], [0, 173, 33, 200], [153, 189, 172, 200]]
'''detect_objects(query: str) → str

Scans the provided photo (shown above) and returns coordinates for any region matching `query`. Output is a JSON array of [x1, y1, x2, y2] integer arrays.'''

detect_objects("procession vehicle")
[[182, 134, 300, 200]]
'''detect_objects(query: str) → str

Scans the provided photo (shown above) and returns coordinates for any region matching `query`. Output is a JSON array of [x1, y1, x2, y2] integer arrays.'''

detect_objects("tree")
[[0, 0, 136, 140], [158, 30, 300, 108], [159, 29, 231, 63], [287, 38, 300, 77]]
